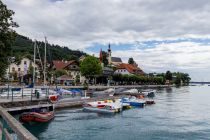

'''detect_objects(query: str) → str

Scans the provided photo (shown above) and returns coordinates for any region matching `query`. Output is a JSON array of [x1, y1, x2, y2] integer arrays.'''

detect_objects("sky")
[[3, 0, 210, 81]]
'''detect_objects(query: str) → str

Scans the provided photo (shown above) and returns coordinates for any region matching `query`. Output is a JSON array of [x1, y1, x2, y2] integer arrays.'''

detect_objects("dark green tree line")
[[0, 0, 18, 79]]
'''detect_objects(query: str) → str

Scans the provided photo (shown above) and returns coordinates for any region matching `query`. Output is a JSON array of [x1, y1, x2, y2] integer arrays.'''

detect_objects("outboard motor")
[[147, 91, 155, 98]]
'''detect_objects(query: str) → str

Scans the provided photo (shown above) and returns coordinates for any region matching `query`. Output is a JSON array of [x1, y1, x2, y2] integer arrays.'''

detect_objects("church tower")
[[107, 43, 112, 65]]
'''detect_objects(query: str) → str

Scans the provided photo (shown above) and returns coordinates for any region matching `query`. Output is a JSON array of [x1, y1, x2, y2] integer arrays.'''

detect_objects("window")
[[24, 61, 27, 65], [18, 68, 21, 71], [12, 67, 15, 72]]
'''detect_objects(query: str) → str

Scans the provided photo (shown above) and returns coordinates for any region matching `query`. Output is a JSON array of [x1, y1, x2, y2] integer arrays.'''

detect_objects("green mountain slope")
[[12, 34, 86, 63]]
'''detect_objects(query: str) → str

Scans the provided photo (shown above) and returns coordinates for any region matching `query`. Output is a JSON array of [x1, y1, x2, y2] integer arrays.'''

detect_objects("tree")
[[28, 63, 33, 75], [0, 1, 18, 79], [128, 57, 135, 64], [80, 56, 102, 79], [174, 73, 182, 86], [102, 51, 108, 66], [75, 74, 80, 85], [53, 69, 68, 77], [165, 71, 173, 81]]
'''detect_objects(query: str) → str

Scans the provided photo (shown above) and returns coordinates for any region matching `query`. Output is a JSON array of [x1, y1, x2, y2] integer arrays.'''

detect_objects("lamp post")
[[7, 57, 15, 99]]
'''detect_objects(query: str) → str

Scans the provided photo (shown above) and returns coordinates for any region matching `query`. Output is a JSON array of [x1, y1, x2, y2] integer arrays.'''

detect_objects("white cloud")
[[4, 0, 210, 47], [3, 0, 210, 81], [111, 41, 210, 81]]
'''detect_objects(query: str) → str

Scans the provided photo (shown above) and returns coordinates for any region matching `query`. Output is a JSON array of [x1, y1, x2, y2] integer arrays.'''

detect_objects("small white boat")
[[56, 88, 73, 96], [115, 88, 138, 95], [83, 100, 122, 114], [140, 90, 156, 97], [92, 88, 115, 97]]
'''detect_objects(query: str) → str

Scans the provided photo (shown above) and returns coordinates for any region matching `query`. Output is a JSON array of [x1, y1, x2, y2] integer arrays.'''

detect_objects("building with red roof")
[[114, 63, 144, 75], [52, 60, 83, 83]]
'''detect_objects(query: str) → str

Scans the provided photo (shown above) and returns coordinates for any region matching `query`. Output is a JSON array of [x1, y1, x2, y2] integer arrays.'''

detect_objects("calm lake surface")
[[25, 85, 210, 140]]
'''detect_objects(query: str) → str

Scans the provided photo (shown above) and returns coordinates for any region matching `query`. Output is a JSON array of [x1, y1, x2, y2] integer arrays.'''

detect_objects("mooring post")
[[48, 88, 50, 96], [11, 89, 14, 102], [46, 88, 47, 98], [7, 85, 9, 99], [31, 89, 33, 102], [22, 86, 24, 99]]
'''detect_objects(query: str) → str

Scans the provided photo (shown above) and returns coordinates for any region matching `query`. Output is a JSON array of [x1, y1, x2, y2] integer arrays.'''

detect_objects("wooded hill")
[[12, 34, 86, 63]]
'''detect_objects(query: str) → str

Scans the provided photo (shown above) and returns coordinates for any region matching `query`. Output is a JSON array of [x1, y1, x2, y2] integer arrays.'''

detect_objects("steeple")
[[99, 48, 103, 63], [108, 43, 111, 53], [107, 43, 112, 65]]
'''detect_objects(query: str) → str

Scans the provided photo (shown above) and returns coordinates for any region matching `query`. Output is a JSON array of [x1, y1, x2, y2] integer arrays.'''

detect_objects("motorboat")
[[56, 88, 73, 96], [83, 99, 122, 114], [19, 111, 54, 123], [121, 96, 146, 107], [114, 88, 138, 95], [92, 88, 115, 97], [140, 90, 156, 98], [114, 99, 131, 110]]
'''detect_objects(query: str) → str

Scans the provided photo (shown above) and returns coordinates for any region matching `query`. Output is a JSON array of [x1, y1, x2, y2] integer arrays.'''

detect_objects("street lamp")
[[7, 56, 15, 99]]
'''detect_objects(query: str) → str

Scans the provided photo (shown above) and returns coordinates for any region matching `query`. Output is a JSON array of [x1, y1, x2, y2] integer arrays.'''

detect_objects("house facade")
[[6, 58, 39, 80], [52, 60, 85, 83]]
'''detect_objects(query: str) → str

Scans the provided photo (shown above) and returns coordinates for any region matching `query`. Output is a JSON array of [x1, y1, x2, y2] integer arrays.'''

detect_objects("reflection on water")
[[26, 86, 210, 140]]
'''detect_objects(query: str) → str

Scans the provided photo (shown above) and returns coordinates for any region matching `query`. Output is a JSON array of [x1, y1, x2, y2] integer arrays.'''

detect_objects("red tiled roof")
[[52, 60, 75, 70], [117, 63, 144, 75]]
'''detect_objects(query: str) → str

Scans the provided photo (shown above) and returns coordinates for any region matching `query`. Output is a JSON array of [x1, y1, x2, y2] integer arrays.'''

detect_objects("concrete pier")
[[0, 84, 171, 89], [0, 106, 38, 140]]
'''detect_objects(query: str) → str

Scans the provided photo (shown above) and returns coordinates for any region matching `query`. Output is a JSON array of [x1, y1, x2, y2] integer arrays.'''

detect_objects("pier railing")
[[0, 106, 38, 140]]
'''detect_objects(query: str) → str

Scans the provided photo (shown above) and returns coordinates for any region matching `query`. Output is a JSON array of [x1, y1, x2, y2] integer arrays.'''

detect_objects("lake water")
[[24, 85, 210, 140]]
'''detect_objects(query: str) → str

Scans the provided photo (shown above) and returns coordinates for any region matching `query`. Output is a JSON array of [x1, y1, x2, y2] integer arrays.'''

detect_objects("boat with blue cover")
[[121, 96, 146, 107]]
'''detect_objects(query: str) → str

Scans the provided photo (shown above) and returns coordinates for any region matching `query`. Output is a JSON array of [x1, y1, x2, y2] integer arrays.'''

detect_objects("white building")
[[6, 58, 39, 79]]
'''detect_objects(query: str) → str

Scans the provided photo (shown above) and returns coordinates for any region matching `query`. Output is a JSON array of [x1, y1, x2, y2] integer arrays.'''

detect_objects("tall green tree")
[[102, 51, 108, 66], [0, 1, 18, 79], [53, 69, 68, 78], [128, 57, 135, 64], [165, 71, 173, 81], [80, 56, 102, 78]]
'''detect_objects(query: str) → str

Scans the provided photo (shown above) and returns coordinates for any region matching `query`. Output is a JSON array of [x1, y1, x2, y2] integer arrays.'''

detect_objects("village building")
[[52, 60, 85, 84], [55, 75, 74, 86], [79, 55, 86, 62], [6, 58, 39, 82], [114, 63, 144, 75], [107, 44, 122, 66]]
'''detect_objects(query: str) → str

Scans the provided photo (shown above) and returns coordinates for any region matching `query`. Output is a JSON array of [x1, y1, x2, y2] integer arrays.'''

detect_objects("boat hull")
[[83, 107, 121, 114], [123, 101, 145, 107], [19, 111, 54, 123]]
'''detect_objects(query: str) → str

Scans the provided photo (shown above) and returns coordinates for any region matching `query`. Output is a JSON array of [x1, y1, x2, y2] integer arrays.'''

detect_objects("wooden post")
[[0, 121, 3, 140]]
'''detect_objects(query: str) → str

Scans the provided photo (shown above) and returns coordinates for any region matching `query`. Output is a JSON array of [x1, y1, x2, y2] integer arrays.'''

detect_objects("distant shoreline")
[[0, 85, 174, 89]]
